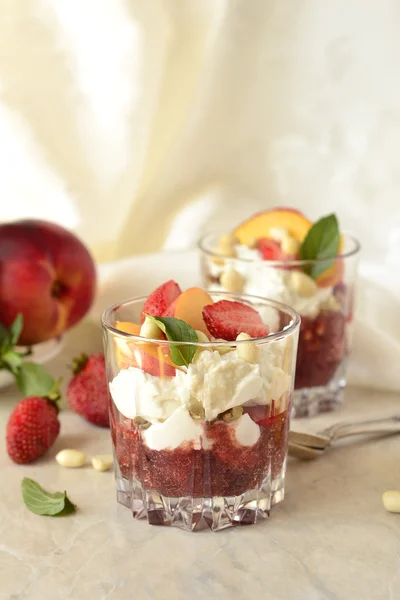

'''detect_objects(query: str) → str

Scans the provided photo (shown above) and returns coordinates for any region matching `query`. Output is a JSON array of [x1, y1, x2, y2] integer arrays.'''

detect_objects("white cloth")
[[0, 1, 400, 392]]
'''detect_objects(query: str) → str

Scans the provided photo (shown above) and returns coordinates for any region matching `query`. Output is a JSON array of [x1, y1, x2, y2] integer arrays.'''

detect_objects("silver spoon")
[[289, 414, 400, 460]]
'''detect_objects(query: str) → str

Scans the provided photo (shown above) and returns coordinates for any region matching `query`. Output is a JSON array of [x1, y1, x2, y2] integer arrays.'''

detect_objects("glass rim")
[[198, 231, 361, 267], [101, 291, 301, 346]]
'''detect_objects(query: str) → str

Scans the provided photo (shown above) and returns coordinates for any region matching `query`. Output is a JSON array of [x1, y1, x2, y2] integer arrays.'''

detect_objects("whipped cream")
[[180, 349, 263, 421], [216, 244, 334, 319], [233, 413, 261, 446], [143, 406, 203, 451], [109, 368, 188, 421], [110, 344, 289, 451]]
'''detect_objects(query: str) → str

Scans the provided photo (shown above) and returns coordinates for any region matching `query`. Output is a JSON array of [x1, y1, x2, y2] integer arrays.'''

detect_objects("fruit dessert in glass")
[[102, 281, 299, 532], [199, 209, 360, 417]]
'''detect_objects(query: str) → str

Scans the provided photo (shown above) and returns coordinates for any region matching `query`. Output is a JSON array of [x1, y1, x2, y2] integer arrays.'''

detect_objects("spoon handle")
[[321, 415, 400, 441]]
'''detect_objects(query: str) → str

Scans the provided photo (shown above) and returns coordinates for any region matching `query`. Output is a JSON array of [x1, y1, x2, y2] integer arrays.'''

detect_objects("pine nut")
[[140, 316, 164, 339], [290, 270, 318, 297], [91, 454, 113, 472], [56, 449, 86, 468], [321, 295, 341, 312], [269, 227, 288, 242], [382, 490, 400, 513], [281, 235, 301, 255], [193, 330, 210, 361], [219, 233, 237, 250], [211, 244, 236, 266], [220, 268, 246, 293], [195, 330, 209, 343], [236, 332, 258, 363]]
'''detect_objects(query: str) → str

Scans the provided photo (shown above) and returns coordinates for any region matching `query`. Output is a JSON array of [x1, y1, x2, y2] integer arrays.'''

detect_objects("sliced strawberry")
[[202, 300, 269, 341], [162, 297, 178, 318], [130, 346, 176, 377], [140, 351, 176, 377], [257, 238, 285, 261], [141, 280, 181, 323]]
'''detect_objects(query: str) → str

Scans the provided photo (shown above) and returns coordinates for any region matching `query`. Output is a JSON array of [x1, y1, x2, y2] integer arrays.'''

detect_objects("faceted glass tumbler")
[[102, 292, 299, 532], [199, 233, 361, 417]]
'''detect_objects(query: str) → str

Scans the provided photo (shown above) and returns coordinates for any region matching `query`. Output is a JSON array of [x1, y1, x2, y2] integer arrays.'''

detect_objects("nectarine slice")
[[114, 321, 176, 374], [234, 208, 312, 245], [173, 288, 213, 336]]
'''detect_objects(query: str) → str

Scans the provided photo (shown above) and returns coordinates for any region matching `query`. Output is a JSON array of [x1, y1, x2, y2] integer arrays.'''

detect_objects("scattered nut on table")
[[56, 449, 86, 468], [91, 454, 113, 472], [382, 490, 400, 513]]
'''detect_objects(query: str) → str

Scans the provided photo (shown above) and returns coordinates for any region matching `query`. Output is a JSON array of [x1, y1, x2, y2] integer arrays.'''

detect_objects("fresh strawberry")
[[67, 353, 109, 427], [141, 280, 181, 323], [257, 238, 285, 261], [6, 394, 60, 464], [202, 300, 269, 341]]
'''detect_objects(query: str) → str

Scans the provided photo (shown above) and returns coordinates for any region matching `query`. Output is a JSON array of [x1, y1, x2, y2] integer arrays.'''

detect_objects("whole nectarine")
[[0, 220, 96, 345]]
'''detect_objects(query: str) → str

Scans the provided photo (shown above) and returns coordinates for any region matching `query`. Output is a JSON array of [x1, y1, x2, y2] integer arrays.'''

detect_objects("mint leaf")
[[15, 363, 55, 397], [10, 314, 23, 346], [144, 315, 198, 367], [22, 478, 76, 516], [299, 214, 340, 279]]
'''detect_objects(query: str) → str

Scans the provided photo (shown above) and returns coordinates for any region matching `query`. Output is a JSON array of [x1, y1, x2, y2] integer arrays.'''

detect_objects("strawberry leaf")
[[299, 214, 340, 279], [22, 478, 76, 516], [9, 314, 23, 346], [0, 350, 22, 374], [0, 323, 10, 351], [15, 363, 56, 397], [144, 315, 198, 367]]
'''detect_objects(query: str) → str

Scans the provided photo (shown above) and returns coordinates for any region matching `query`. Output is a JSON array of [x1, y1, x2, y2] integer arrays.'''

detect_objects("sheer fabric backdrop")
[[0, 0, 399, 389]]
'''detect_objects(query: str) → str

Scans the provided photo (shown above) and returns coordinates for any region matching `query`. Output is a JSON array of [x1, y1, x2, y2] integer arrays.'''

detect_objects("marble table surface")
[[1, 321, 400, 600]]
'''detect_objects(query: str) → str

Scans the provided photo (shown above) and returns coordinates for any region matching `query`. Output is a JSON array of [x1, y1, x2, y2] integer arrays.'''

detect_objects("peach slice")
[[316, 258, 344, 288], [173, 288, 213, 336], [234, 208, 312, 246], [114, 321, 176, 374], [116, 321, 141, 336], [315, 235, 345, 287]]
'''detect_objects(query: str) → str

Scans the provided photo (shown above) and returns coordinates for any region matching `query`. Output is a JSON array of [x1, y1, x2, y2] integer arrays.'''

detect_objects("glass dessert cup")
[[102, 292, 299, 532], [199, 233, 361, 418]]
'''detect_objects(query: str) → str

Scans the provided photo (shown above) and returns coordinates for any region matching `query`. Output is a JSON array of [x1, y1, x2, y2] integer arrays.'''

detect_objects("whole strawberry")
[[6, 394, 60, 464], [67, 353, 109, 427]]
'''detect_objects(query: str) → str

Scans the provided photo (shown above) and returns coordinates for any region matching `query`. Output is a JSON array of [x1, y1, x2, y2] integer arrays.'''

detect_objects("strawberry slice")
[[202, 300, 269, 341], [257, 238, 285, 261], [127, 344, 176, 377], [138, 351, 176, 377], [162, 297, 178, 318], [141, 280, 181, 323]]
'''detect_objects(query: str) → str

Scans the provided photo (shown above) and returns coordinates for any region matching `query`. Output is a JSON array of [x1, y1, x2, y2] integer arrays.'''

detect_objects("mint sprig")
[[22, 478, 76, 516], [144, 315, 198, 367], [299, 214, 340, 279], [0, 315, 56, 396]]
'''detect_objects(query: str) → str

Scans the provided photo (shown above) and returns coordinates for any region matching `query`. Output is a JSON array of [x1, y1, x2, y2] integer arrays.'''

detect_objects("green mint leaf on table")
[[299, 213, 340, 280], [15, 363, 56, 397], [22, 478, 76, 517], [144, 315, 198, 367]]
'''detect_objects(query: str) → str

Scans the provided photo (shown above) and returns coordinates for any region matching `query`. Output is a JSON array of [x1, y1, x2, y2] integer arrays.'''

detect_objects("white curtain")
[[1, 0, 400, 389]]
